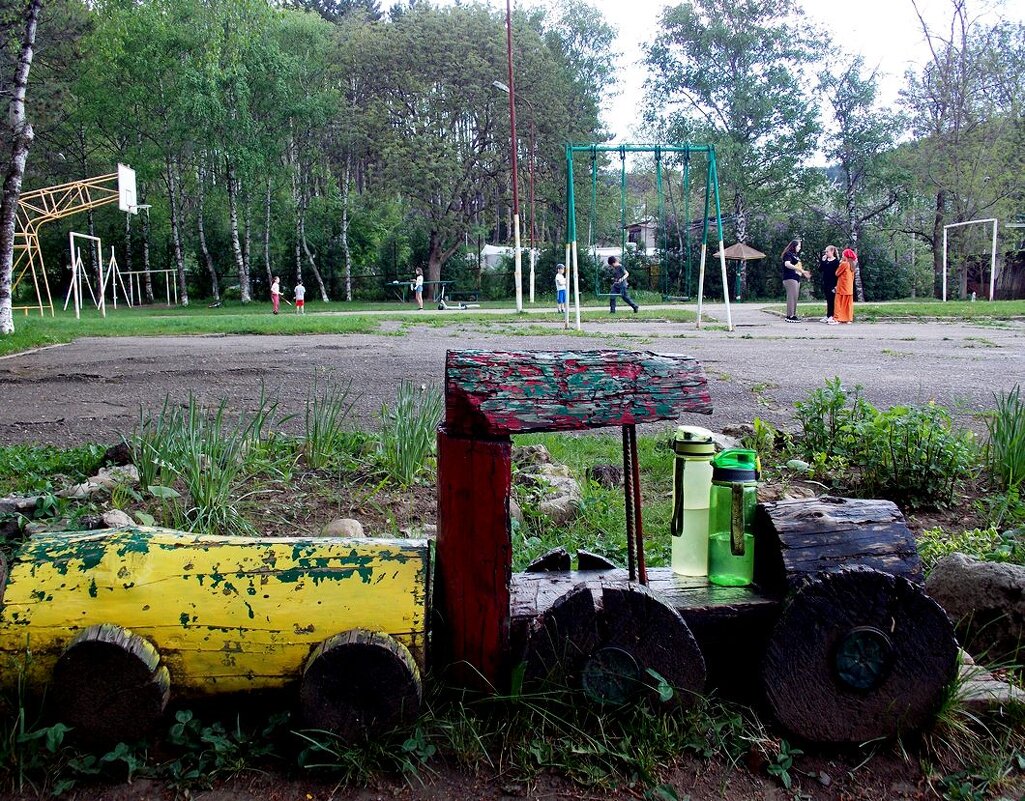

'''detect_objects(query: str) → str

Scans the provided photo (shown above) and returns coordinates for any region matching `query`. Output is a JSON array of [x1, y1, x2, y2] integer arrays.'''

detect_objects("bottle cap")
[[712, 448, 758, 481], [673, 425, 716, 456]]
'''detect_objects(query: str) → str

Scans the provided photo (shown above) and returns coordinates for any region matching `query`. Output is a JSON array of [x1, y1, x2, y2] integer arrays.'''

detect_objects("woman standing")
[[780, 239, 805, 322], [834, 249, 856, 323], [819, 245, 840, 323], [270, 276, 281, 315]]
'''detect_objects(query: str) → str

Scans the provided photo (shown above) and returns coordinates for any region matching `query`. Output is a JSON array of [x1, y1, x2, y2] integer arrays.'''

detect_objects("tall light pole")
[[504, 0, 522, 312], [494, 79, 536, 305]]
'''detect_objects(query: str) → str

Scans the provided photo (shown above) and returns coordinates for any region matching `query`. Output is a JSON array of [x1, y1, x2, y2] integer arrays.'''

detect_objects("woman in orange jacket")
[[834, 248, 856, 323]]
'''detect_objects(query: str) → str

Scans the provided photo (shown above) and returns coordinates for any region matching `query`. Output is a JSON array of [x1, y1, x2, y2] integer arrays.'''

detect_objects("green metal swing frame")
[[563, 143, 733, 331]]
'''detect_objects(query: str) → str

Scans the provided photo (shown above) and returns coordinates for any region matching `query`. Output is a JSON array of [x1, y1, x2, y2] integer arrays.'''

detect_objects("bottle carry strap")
[[670, 456, 685, 539], [730, 483, 746, 556]]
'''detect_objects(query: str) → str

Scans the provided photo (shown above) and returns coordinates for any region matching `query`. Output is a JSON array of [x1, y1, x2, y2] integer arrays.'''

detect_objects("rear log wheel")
[[522, 584, 706, 708], [299, 629, 422, 742], [50, 624, 170, 746], [762, 568, 958, 744]]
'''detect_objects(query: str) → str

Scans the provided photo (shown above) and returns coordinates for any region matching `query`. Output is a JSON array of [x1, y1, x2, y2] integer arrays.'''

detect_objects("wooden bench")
[[448, 289, 480, 302]]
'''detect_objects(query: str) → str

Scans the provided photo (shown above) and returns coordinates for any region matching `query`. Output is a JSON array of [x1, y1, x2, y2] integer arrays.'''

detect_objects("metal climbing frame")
[[564, 143, 733, 332]]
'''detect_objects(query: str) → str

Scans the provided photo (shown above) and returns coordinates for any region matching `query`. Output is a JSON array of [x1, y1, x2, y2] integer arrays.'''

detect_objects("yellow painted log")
[[0, 527, 430, 695]]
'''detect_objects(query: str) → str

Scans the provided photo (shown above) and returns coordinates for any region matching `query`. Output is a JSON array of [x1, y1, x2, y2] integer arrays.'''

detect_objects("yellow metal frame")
[[12, 173, 121, 317]]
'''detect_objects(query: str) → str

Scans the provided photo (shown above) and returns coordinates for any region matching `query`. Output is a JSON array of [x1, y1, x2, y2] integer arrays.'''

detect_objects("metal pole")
[[990, 219, 998, 301], [529, 118, 536, 305], [942, 227, 947, 302], [505, 0, 522, 312], [710, 151, 733, 331], [696, 154, 712, 330]]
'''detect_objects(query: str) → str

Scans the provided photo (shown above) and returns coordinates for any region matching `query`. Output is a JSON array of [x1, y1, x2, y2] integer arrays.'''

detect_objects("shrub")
[[794, 379, 977, 509]]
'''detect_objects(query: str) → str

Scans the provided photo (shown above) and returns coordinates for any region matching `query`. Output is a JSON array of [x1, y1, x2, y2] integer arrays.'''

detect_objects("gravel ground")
[[1, 303, 1022, 447]]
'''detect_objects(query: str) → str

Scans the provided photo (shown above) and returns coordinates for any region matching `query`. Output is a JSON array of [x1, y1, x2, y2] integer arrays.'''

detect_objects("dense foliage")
[[1, 0, 1023, 329]]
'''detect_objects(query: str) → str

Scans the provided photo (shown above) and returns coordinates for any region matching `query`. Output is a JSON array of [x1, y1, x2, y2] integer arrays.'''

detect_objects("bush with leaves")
[[794, 378, 977, 509]]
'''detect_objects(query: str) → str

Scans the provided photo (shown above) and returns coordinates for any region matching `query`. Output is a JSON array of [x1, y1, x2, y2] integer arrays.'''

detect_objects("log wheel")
[[762, 567, 958, 744], [50, 624, 170, 746], [523, 584, 705, 707], [299, 629, 422, 741]]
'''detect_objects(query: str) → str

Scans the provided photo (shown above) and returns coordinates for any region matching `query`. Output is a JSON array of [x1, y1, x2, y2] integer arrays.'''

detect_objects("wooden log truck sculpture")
[[0, 349, 958, 748]]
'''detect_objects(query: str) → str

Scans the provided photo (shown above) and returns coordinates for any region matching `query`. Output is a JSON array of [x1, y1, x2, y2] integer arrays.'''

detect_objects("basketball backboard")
[[118, 163, 138, 213]]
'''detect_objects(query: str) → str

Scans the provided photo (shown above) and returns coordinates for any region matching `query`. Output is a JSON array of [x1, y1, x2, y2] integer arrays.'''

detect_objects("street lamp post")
[[503, 0, 522, 312], [494, 79, 537, 306]]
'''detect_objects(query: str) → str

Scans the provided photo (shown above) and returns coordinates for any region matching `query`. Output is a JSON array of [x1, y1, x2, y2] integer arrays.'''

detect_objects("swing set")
[[562, 144, 732, 331]]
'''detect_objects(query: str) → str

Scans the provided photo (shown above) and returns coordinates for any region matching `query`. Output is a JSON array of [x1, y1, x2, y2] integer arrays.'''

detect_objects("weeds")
[[984, 385, 1025, 492], [376, 382, 444, 487], [303, 376, 359, 471]]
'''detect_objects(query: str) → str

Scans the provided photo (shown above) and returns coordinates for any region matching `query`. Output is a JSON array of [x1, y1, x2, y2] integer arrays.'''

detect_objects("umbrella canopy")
[[715, 243, 766, 260]]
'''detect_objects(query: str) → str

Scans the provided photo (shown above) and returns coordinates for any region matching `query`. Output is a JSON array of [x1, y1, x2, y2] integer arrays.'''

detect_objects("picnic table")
[[386, 280, 453, 303]]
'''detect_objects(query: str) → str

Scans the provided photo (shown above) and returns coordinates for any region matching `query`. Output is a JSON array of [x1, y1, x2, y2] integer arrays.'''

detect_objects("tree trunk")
[[165, 158, 189, 306], [341, 155, 352, 302], [299, 210, 328, 302], [850, 226, 865, 302], [263, 178, 272, 289], [0, 0, 41, 335], [932, 190, 946, 298], [225, 158, 250, 303], [141, 188, 154, 304], [242, 191, 252, 290], [196, 168, 220, 303], [734, 197, 748, 301]]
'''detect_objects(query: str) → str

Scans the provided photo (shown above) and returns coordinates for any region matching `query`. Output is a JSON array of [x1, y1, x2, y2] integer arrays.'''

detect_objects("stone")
[[58, 482, 103, 500], [509, 497, 525, 526], [102, 442, 133, 467], [91, 464, 140, 489], [587, 463, 622, 489], [925, 553, 1025, 664], [782, 484, 817, 500], [538, 494, 577, 525], [512, 444, 553, 469], [320, 518, 365, 538], [0, 495, 39, 516], [710, 430, 741, 452], [102, 509, 134, 528]]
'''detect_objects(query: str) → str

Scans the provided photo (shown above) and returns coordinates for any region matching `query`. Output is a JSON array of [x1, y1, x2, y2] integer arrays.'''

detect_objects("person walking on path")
[[608, 256, 639, 313], [270, 276, 281, 315], [294, 279, 305, 314], [781, 239, 806, 322], [834, 249, 856, 323], [411, 268, 424, 310], [555, 264, 568, 313], [819, 245, 840, 323]]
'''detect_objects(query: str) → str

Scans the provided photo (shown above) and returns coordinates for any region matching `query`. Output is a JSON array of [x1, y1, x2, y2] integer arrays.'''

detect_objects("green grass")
[[766, 298, 1025, 321], [1, 297, 701, 358]]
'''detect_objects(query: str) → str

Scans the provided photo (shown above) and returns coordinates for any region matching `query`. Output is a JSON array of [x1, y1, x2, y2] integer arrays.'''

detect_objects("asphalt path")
[[1, 303, 1022, 447]]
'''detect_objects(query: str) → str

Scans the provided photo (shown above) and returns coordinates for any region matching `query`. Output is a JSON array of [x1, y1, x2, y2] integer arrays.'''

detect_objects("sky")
[[501, 0, 1025, 142]]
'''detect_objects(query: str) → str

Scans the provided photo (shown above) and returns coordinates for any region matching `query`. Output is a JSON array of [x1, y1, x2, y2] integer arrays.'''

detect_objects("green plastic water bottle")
[[708, 449, 758, 587], [670, 426, 715, 576]]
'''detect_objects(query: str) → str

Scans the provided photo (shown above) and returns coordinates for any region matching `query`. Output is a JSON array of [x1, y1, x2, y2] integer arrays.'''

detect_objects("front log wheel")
[[299, 629, 422, 742], [50, 624, 170, 746], [522, 584, 706, 708], [762, 568, 958, 744]]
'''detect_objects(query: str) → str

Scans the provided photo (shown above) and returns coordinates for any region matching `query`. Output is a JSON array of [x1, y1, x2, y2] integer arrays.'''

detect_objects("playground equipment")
[[12, 165, 141, 317], [564, 144, 733, 331], [942, 218, 1000, 301], [0, 350, 958, 748]]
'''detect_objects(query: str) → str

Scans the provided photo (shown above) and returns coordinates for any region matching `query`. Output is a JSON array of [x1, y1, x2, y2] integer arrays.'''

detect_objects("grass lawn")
[[0, 292, 697, 357], [762, 297, 1025, 321]]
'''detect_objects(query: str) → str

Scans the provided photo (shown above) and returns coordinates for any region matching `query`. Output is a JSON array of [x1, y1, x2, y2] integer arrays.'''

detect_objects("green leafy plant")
[[303, 377, 359, 471], [984, 385, 1025, 491], [376, 382, 444, 487], [794, 377, 874, 460]]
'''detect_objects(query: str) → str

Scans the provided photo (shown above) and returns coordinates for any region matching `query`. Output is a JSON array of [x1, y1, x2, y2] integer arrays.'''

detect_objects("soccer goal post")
[[942, 218, 998, 301]]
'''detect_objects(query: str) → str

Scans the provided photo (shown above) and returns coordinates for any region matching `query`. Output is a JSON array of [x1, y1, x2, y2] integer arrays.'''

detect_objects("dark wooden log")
[[755, 496, 923, 595], [445, 350, 712, 437], [50, 623, 170, 746], [762, 567, 958, 744], [520, 580, 706, 707], [434, 428, 512, 692], [577, 550, 618, 571], [522, 584, 600, 689], [299, 629, 422, 741], [525, 547, 572, 573], [599, 585, 705, 706]]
